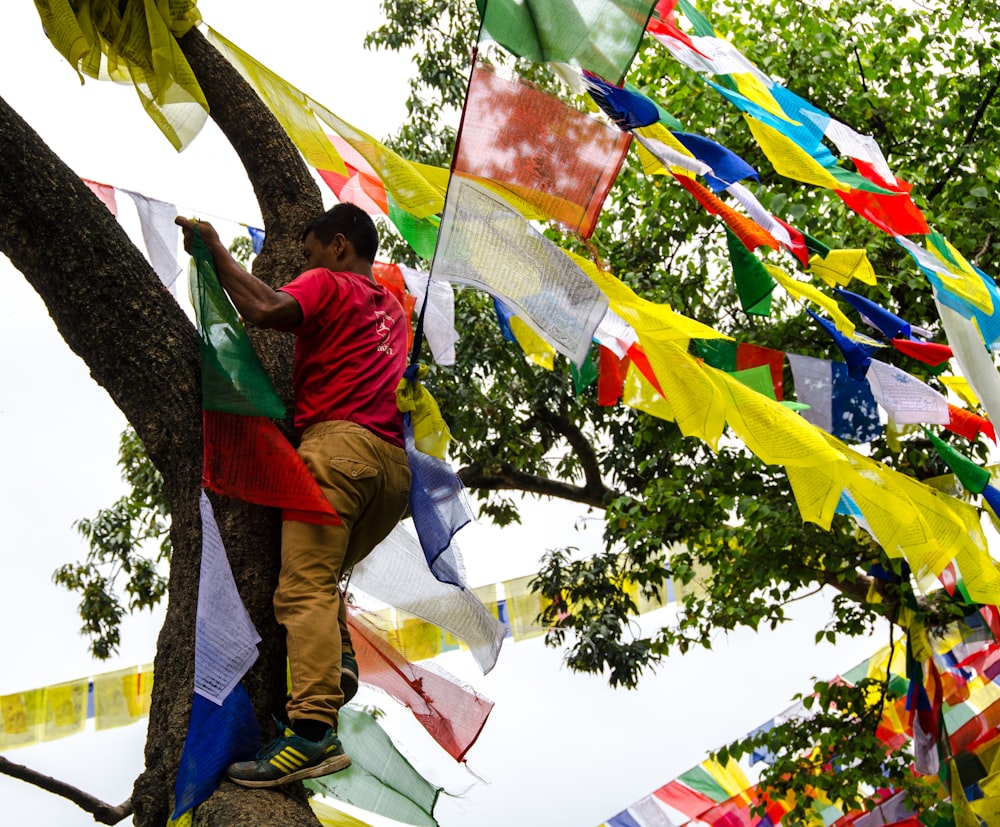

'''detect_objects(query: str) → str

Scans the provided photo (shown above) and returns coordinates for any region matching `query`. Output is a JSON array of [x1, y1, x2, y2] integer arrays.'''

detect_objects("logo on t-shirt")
[[374, 310, 396, 356]]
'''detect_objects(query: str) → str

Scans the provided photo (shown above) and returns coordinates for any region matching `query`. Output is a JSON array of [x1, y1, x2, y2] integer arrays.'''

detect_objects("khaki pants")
[[275, 420, 410, 729]]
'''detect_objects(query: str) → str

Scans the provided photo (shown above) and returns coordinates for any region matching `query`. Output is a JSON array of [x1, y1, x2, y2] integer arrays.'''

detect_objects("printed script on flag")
[[432, 177, 609, 367]]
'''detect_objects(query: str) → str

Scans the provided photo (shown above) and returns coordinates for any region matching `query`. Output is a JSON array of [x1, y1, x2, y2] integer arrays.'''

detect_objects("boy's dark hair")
[[303, 203, 379, 263]]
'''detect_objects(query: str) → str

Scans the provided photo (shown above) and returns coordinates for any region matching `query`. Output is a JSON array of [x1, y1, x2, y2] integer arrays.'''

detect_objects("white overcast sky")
[[0, 3, 882, 826]]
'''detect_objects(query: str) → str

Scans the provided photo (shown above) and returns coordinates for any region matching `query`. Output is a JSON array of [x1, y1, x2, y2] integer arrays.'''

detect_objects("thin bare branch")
[[0, 755, 133, 825]]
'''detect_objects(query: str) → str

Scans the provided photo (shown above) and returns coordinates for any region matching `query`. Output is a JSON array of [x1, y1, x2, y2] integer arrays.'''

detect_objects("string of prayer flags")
[[347, 611, 494, 761], [431, 176, 609, 367], [403, 415, 474, 588], [787, 354, 882, 443], [724, 228, 774, 315], [866, 359, 950, 426], [34, 1, 208, 150], [455, 61, 631, 238], [306, 707, 442, 827], [352, 523, 507, 673], [202, 411, 340, 525], [476, 0, 658, 86], [207, 28, 446, 222]]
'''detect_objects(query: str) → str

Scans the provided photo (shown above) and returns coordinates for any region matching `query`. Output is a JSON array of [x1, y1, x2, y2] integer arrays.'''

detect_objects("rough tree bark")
[[0, 25, 326, 827]]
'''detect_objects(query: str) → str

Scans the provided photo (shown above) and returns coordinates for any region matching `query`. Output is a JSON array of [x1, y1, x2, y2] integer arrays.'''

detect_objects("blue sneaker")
[[227, 725, 351, 788]]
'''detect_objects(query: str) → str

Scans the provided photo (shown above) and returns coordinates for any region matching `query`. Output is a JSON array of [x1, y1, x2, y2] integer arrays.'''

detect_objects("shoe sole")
[[229, 753, 352, 788]]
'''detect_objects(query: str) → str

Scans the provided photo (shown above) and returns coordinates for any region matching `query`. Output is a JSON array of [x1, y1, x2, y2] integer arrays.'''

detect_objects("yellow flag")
[[809, 249, 877, 287], [622, 362, 676, 422], [510, 316, 556, 369], [745, 115, 845, 190], [767, 264, 856, 336], [732, 72, 796, 122]]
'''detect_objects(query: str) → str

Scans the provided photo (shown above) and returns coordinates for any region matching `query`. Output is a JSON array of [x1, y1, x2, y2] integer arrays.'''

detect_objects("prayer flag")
[[946, 405, 995, 444], [583, 72, 661, 129], [809, 249, 877, 288], [925, 429, 991, 494], [306, 707, 441, 827], [866, 359, 950, 426], [837, 161, 929, 236], [725, 228, 774, 316], [670, 131, 759, 192], [201, 411, 340, 525], [431, 177, 609, 366], [124, 190, 182, 293], [403, 416, 474, 588], [835, 288, 912, 340], [788, 354, 881, 443], [455, 62, 631, 237], [82, 178, 118, 216], [476, 0, 658, 85], [400, 265, 457, 366], [188, 229, 286, 419], [598, 346, 630, 405], [172, 685, 260, 818], [809, 311, 870, 378], [891, 338, 952, 367], [346, 611, 494, 761], [195, 492, 261, 704], [674, 173, 779, 251], [352, 524, 507, 674]]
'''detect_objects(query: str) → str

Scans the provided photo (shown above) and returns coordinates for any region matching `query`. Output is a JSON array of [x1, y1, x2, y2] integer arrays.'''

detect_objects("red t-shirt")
[[279, 268, 407, 447]]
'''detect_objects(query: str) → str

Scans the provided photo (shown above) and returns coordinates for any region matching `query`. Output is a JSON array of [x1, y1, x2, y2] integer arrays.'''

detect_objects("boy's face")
[[302, 231, 349, 271]]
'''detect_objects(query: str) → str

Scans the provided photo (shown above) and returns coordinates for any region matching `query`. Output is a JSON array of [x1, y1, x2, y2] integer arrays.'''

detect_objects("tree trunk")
[[0, 24, 326, 827]]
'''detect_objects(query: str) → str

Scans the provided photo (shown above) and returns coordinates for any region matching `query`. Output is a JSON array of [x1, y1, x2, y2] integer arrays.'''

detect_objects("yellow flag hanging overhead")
[[809, 249, 877, 287], [34, 0, 208, 150], [206, 28, 446, 218]]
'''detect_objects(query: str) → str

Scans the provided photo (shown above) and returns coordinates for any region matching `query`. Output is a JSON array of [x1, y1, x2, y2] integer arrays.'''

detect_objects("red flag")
[[736, 342, 785, 400], [627, 343, 665, 395], [891, 338, 953, 367], [598, 346, 630, 406], [348, 610, 494, 761], [836, 160, 929, 236], [773, 215, 810, 267], [454, 61, 631, 237], [946, 404, 996, 443], [202, 411, 340, 525]]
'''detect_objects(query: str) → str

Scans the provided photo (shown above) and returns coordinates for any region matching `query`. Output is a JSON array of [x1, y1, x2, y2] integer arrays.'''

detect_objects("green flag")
[[189, 229, 286, 418], [306, 707, 441, 827], [476, 0, 657, 85], [925, 428, 991, 494], [725, 228, 775, 316]]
